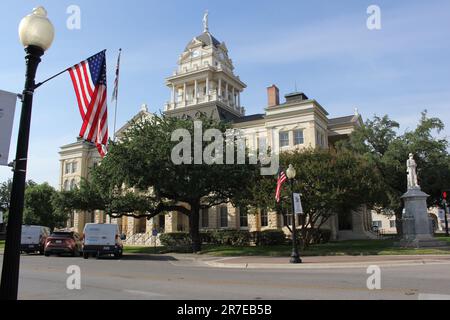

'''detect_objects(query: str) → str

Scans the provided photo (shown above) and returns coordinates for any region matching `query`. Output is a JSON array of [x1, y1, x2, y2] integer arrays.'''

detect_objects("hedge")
[[252, 230, 287, 246]]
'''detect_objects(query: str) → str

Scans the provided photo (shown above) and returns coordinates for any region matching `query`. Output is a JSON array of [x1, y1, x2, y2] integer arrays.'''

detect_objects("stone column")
[[268, 211, 280, 229], [218, 78, 222, 98], [206, 76, 210, 100], [127, 217, 136, 236], [232, 87, 235, 107], [238, 92, 241, 108], [183, 83, 187, 105], [194, 80, 198, 102], [73, 211, 85, 234], [225, 82, 229, 102], [164, 212, 178, 233], [171, 84, 175, 104]]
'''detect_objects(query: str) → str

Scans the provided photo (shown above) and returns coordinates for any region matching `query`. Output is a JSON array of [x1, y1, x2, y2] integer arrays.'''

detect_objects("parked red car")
[[44, 231, 82, 257]]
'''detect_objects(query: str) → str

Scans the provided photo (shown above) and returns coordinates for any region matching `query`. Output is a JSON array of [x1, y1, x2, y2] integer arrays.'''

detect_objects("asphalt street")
[[1, 253, 450, 300]]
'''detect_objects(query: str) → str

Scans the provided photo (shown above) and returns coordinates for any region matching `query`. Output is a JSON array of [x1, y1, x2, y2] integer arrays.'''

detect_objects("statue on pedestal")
[[407, 153, 419, 189]]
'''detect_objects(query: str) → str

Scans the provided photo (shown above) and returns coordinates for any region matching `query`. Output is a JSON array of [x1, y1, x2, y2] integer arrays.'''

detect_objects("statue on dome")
[[203, 10, 209, 32]]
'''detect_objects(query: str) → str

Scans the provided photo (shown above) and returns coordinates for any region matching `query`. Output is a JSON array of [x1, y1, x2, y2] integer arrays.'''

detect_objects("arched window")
[[63, 180, 69, 191], [70, 179, 76, 190]]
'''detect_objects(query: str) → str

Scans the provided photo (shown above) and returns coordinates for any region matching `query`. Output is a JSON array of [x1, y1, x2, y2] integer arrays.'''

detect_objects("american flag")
[[275, 168, 287, 203], [111, 48, 121, 102], [68, 50, 108, 157]]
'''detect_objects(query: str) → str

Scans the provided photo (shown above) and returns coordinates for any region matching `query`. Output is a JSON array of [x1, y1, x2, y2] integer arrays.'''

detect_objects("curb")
[[203, 257, 450, 270]]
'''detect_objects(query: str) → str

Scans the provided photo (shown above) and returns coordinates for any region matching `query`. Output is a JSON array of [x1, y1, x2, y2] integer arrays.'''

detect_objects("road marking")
[[418, 293, 450, 300], [123, 289, 165, 297]]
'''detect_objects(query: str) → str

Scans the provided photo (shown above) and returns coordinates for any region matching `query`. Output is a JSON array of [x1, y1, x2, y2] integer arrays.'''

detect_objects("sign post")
[[0, 90, 18, 166]]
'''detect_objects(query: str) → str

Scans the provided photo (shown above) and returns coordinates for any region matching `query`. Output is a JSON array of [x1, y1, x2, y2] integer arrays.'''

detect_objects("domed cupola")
[[164, 11, 247, 121]]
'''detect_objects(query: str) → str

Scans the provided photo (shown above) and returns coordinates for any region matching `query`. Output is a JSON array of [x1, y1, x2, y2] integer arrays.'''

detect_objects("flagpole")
[[34, 49, 107, 90], [113, 96, 119, 141], [112, 48, 121, 142]]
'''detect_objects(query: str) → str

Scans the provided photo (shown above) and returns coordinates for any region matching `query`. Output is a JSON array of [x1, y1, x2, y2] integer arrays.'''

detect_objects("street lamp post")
[[0, 7, 54, 300], [286, 164, 301, 264]]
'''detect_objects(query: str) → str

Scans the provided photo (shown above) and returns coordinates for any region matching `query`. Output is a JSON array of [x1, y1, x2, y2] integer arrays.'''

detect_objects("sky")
[[0, 0, 449, 188]]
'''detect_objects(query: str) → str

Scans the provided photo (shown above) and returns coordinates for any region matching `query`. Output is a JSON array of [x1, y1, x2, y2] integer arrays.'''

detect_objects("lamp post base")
[[290, 251, 302, 264]]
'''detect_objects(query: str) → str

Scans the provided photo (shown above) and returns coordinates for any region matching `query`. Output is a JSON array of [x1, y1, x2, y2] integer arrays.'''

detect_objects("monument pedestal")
[[395, 187, 448, 248]]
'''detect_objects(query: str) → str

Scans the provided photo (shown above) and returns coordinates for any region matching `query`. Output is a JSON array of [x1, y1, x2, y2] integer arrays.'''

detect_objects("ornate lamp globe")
[[286, 164, 296, 180], [18, 6, 54, 51]]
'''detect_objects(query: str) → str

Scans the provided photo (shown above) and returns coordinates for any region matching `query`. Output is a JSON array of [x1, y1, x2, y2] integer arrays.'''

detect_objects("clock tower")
[[164, 12, 246, 120]]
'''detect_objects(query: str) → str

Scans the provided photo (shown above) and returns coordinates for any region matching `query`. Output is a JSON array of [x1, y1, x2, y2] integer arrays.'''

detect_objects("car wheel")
[[83, 252, 89, 259], [44, 252, 50, 257]]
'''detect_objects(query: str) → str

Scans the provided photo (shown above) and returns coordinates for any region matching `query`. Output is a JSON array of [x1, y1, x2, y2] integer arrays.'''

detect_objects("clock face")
[[192, 50, 200, 58]]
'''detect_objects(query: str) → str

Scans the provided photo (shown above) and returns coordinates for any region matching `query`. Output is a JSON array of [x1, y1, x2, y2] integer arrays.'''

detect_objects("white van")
[[82, 223, 125, 259], [21, 225, 51, 254]]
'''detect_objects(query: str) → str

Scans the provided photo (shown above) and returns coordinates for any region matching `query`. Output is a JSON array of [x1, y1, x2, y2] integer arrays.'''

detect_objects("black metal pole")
[[289, 179, 301, 263], [0, 45, 43, 300], [444, 202, 449, 237]]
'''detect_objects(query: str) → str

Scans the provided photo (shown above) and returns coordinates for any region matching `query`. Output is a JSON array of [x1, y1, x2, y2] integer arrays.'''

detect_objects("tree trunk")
[[394, 205, 404, 237], [188, 201, 201, 253]]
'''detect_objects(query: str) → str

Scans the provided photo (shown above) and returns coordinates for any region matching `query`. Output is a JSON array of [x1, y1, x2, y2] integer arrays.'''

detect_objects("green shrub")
[[208, 229, 251, 246], [159, 232, 191, 251], [200, 231, 215, 244], [294, 228, 332, 245], [254, 230, 287, 246]]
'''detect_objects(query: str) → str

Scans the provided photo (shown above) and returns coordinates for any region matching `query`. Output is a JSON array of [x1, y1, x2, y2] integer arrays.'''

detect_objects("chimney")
[[267, 84, 280, 107]]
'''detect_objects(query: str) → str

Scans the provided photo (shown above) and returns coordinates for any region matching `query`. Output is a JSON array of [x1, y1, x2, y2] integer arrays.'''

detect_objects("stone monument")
[[397, 153, 448, 247]]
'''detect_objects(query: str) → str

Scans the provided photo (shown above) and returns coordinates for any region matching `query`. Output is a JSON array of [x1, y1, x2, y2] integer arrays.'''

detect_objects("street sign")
[[293, 193, 303, 214], [0, 90, 17, 166], [152, 228, 158, 237]]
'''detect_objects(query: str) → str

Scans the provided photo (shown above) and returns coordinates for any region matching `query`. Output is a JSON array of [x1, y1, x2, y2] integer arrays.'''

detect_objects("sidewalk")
[[201, 254, 450, 269]]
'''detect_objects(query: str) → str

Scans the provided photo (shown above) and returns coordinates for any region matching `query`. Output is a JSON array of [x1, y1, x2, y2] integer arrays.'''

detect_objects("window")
[[279, 131, 289, 147], [201, 208, 209, 228], [389, 220, 396, 228], [293, 129, 304, 145], [316, 131, 321, 145], [239, 207, 248, 228], [158, 214, 166, 231], [65, 162, 71, 174], [372, 221, 382, 229], [70, 179, 76, 190], [260, 208, 268, 227], [72, 162, 77, 173], [220, 206, 228, 228], [258, 136, 267, 153], [63, 180, 69, 191]]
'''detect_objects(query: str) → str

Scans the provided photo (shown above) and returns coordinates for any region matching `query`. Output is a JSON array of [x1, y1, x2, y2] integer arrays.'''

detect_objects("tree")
[[64, 114, 258, 252], [23, 183, 67, 230], [339, 111, 450, 235], [0, 179, 36, 224], [242, 149, 379, 247]]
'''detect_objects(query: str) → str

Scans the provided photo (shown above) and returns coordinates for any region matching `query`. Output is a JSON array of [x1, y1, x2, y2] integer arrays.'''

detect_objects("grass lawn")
[[124, 245, 167, 255], [124, 236, 450, 257], [125, 237, 450, 257], [199, 239, 450, 257]]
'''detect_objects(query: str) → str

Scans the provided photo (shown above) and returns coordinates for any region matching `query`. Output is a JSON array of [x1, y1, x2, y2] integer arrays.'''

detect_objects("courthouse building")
[[60, 19, 380, 244]]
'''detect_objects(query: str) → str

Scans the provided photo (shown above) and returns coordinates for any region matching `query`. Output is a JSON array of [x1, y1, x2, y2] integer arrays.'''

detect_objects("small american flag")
[[68, 50, 108, 157], [275, 168, 287, 203]]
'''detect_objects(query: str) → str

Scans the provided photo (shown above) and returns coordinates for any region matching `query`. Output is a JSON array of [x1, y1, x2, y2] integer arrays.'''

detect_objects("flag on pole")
[[68, 50, 108, 157], [275, 168, 287, 203], [111, 48, 121, 102]]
